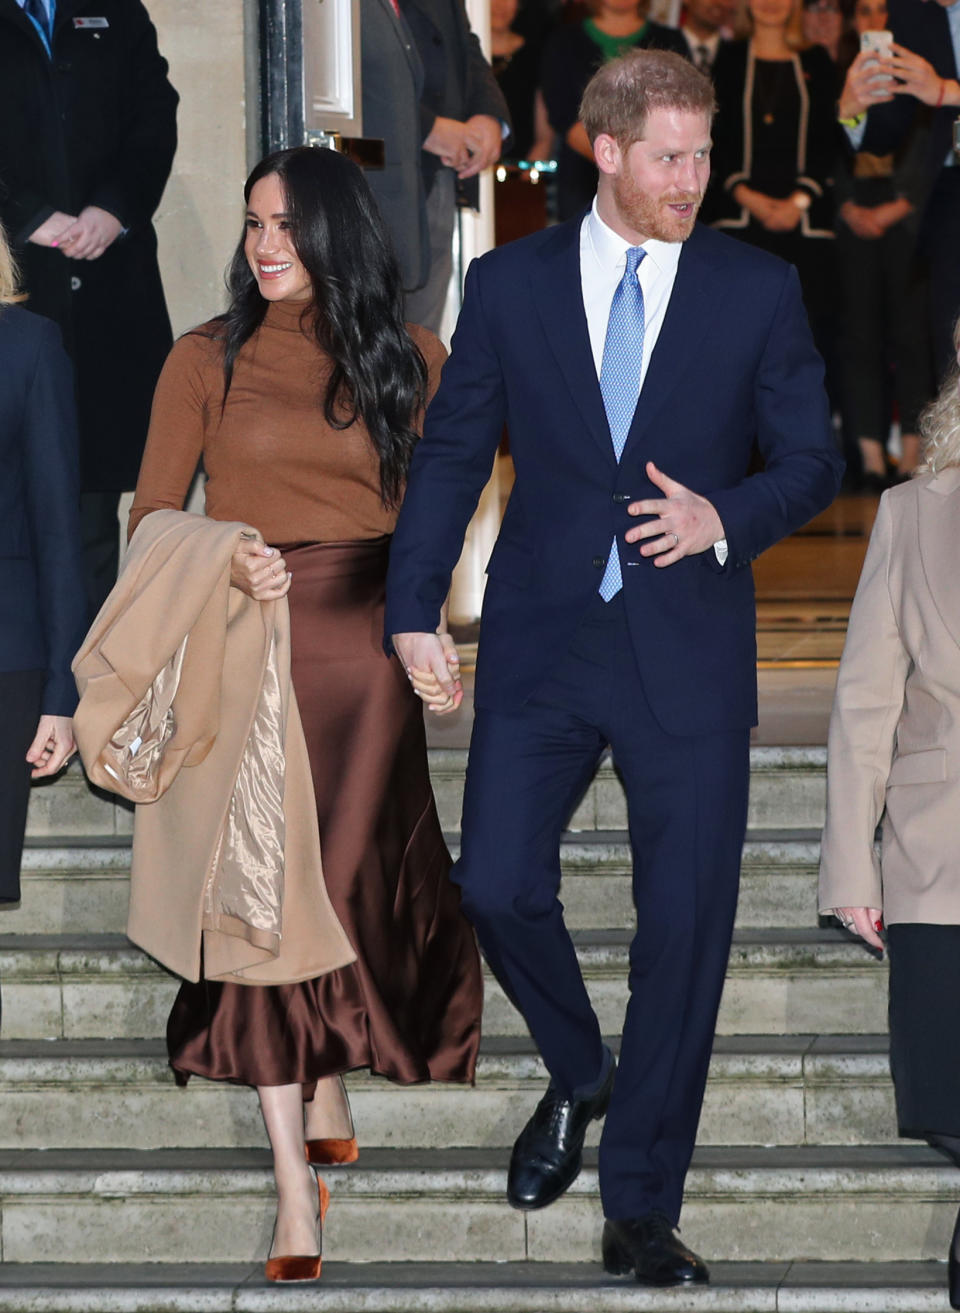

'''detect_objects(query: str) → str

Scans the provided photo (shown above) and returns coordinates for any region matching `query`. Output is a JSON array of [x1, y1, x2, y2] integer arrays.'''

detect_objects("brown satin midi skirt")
[[166, 537, 482, 1089]]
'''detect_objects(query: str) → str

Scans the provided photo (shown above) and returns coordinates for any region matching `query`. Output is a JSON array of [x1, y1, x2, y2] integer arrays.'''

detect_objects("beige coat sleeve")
[[819, 493, 910, 913]]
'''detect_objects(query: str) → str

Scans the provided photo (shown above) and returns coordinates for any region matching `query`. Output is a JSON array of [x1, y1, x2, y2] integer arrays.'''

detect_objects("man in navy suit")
[[385, 50, 842, 1285]]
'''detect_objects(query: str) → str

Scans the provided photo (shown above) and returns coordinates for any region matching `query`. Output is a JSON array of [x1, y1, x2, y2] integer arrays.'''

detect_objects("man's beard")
[[612, 173, 702, 243]]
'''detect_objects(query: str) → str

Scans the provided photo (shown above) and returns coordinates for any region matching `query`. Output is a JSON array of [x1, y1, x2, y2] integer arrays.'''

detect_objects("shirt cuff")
[[714, 538, 729, 565], [844, 119, 867, 150]]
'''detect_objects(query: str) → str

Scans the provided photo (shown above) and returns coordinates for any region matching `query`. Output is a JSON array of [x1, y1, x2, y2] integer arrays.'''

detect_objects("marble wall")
[[149, 0, 249, 337]]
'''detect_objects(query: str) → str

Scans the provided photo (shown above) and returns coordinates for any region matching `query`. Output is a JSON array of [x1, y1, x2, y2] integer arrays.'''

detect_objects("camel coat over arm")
[[819, 470, 960, 925], [72, 509, 355, 985]]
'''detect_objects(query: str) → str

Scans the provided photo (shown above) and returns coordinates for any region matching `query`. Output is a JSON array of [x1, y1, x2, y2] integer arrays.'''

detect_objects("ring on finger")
[[670, 532, 679, 547]]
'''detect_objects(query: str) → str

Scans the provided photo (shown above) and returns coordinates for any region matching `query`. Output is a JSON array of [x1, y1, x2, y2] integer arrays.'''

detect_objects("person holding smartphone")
[[833, 0, 933, 489], [837, 0, 960, 382]]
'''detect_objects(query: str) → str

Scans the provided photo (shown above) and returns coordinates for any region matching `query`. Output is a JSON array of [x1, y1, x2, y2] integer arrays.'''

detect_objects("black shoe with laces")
[[602, 1211, 709, 1285], [506, 1050, 615, 1211]]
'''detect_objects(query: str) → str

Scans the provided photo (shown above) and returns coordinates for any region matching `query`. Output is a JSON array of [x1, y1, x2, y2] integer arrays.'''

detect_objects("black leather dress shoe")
[[506, 1051, 615, 1210], [602, 1212, 709, 1286]]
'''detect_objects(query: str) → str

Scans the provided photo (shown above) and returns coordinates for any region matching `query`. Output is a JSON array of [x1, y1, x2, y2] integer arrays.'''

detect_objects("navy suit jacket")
[[385, 219, 843, 736], [0, 305, 87, 715]]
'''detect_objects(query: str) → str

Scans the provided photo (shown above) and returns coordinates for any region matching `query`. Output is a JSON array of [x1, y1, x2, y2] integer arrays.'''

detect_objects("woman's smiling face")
[[244, 173, 312, 303]]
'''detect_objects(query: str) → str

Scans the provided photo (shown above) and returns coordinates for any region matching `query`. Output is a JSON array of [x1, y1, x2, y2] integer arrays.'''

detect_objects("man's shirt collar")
[[585, 197, 682, 280]]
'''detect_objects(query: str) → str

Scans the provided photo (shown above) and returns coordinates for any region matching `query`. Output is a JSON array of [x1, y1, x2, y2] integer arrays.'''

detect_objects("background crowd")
[[492, 0, 957, 493]]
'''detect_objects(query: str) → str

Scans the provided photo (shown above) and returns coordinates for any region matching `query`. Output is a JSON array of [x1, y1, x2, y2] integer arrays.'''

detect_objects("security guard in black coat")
[[0, 0, 178, 615]]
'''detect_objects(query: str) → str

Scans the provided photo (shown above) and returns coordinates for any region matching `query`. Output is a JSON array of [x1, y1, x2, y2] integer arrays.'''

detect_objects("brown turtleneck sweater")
[[129, 300, 447, 545]]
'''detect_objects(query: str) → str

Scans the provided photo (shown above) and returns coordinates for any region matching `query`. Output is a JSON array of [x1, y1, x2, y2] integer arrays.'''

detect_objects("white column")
[[446, 0, 507, 624]]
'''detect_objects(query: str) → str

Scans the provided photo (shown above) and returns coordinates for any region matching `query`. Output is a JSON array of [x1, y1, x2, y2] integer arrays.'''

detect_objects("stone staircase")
[[0, 749, 952, 1311]]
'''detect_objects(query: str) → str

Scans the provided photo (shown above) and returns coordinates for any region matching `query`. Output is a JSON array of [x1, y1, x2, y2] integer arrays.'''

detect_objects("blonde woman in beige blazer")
[[820, 319, 960, 1310]]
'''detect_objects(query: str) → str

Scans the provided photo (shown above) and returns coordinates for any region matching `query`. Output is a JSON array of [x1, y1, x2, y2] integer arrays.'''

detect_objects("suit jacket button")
[[592, 556, 606, 568]]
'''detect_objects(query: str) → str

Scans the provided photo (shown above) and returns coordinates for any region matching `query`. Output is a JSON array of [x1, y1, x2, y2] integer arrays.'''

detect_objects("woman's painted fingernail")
[[874, 919, 883, 932]]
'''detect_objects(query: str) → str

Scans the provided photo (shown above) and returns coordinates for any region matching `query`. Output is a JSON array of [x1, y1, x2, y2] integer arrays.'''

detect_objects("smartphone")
[[861, 29, 893, 85], [860, 29, 893, 57]]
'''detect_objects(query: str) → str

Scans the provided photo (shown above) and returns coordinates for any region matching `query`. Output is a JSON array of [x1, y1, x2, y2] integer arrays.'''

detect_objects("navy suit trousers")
[[454, 593, 750, 1222]]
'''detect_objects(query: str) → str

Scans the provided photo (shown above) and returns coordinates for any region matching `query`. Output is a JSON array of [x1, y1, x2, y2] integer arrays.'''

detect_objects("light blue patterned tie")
[[598, 246, 646, 601]]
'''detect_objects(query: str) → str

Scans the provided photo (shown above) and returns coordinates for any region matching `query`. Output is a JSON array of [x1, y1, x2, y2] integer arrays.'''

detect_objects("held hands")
[[624, 461, 725, 568], [230, 538, 292, 601], [28, 211, 78, 248], [423, 114, 501, 177], [831, 906, 884, 952], [761, 197, 804, 233], [732, 186, 801, 232], [840, 198, 912, 240], [392, 631, 463, 715], [54, 206, 124, 260], [459, 115, 503, 177], [26, 715, 75, 779], [839, 200, 886, 240], [31, 207, 123, 260]]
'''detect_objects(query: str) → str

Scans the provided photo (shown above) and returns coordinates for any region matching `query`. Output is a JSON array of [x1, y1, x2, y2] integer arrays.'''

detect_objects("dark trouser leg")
[[880, 222, 933, 439], [598, 702, 749, 1223], [80, 490, 122, 621], [455, 702, 608, 1098], [0, 668, 45, 1032], [403, 170, 456, 336], [921, 170, 960, 385], [0, 669, 44, 906], [837, 224, 886, 445]]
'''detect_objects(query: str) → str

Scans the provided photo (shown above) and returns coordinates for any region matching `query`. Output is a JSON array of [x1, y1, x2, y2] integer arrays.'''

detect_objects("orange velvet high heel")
[[264, 1169, 330, 1283], [305, 1077, 359, 1164], [305, 1136, 359, 1165]]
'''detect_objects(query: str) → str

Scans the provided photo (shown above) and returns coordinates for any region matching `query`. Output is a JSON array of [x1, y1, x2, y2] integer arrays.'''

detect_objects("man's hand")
[[838, 48, 895, 119], [26, 715, 75, 778], [394, 631, 463, 714], [423, 116, 471, 170], [884, 44, 957, 107], [55, 206, 124, 260], [28, 211, 78, 248], [624, 461, 725, 568], [459, 114, 503, 177], [230, 538, 291, 601]]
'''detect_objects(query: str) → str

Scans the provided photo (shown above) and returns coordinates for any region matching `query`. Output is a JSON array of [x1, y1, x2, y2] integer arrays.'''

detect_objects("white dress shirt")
[[579, 199, 728, 562]]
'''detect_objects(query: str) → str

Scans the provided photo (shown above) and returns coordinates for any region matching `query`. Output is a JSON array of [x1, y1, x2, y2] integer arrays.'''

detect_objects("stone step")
[[0, 930, 886, 1042], [25, 747, 828, 842], [0, 1035, 896, 1152], [6, 832, 823, 936], [0, 1260, 948, 1312], [0, 1146, 952, 1265]]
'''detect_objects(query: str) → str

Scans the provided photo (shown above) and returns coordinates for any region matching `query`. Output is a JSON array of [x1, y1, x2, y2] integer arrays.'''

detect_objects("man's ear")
[[593, 132, 622, 176]]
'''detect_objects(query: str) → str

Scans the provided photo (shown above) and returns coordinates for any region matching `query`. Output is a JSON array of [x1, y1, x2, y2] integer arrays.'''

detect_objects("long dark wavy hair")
[[213, 146, 427, 508]]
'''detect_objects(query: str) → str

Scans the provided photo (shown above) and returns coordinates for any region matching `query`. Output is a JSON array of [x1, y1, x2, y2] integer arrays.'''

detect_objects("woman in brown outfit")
[[129, 146, 482, 1281]]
